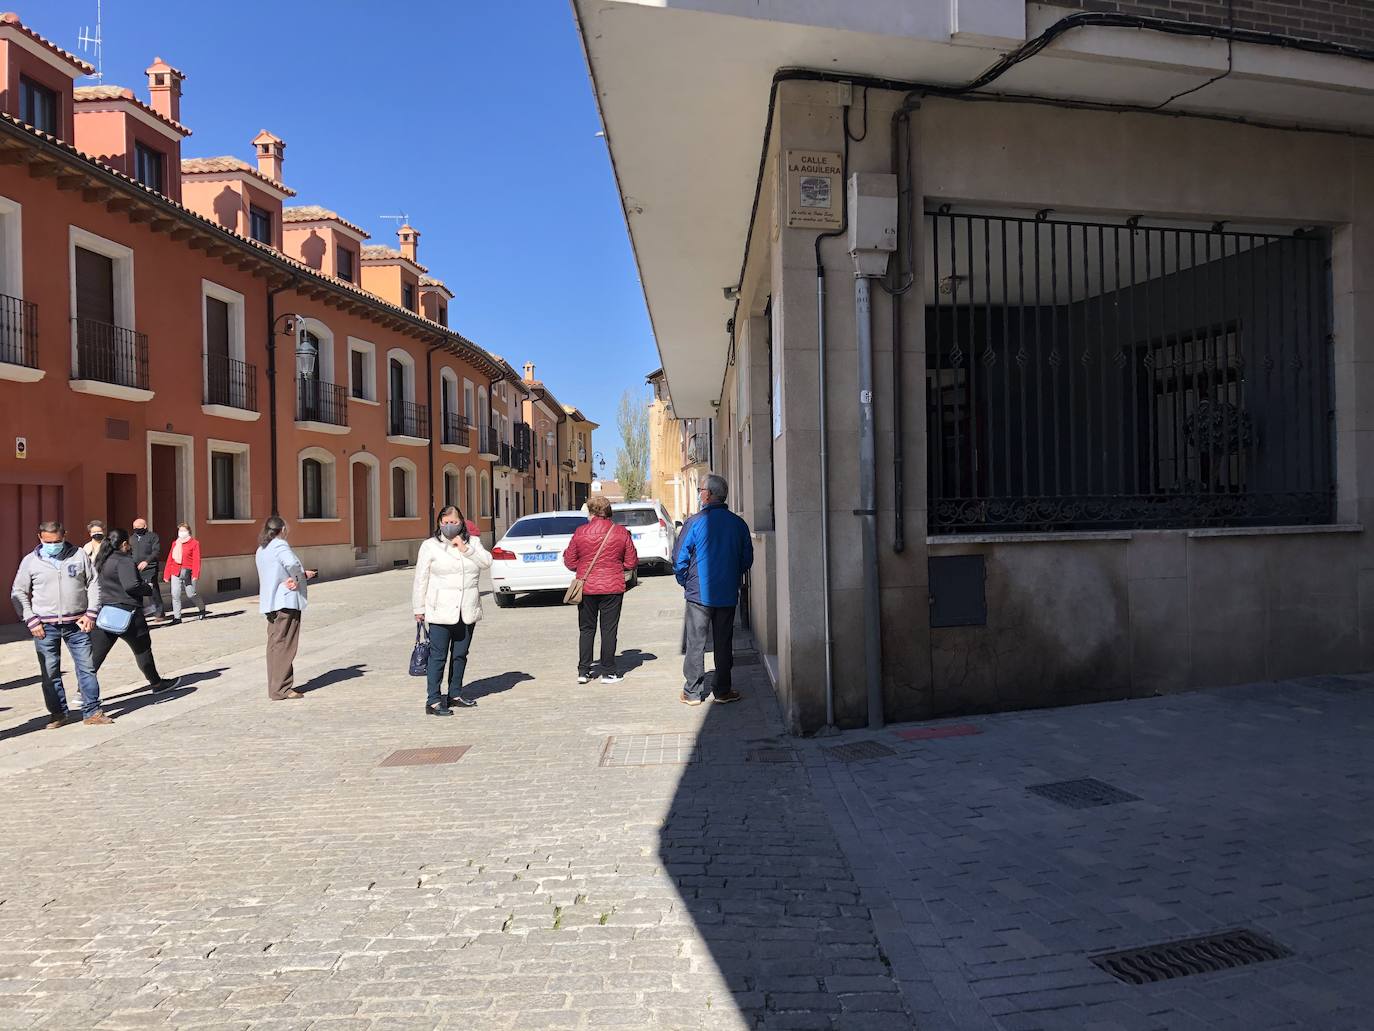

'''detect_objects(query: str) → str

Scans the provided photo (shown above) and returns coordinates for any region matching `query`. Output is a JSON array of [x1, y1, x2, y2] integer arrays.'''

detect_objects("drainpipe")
[[426, 339, 443, 528], [264, 276, 299, 517]]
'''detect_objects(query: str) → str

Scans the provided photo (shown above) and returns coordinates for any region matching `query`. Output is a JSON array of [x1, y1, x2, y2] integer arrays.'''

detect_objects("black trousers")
[[139, 566, 165, 618], [90, 609, 162, 685], [577, 593, 623, 675], [683, 602, 736, 700]]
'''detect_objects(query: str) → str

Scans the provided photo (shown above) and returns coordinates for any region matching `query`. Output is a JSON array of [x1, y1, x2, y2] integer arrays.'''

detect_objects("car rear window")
[[505, 516, 587, 537], [612, 508, 659, 527]]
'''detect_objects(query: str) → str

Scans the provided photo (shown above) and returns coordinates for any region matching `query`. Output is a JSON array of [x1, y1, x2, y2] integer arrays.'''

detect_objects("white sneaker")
[[577, 674, 590, 684], [600, 673, 624, 684]]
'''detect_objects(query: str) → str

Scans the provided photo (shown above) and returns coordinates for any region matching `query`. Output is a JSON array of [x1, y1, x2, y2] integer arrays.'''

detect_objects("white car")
[[490, 511, 637, 607], [612, 500, 678, 572]]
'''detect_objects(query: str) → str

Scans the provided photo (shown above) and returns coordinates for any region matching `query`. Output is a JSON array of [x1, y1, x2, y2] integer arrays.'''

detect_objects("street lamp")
[[272, 313, 315, 376]]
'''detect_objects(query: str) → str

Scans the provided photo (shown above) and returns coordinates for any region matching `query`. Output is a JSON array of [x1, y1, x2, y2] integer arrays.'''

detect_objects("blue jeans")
[[34, 622, 102, 718], [426, 622, 475, 708]]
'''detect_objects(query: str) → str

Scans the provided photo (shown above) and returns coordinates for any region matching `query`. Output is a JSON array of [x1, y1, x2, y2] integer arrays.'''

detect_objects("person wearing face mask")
[[163, 522, 207, 625], [89, 529, 181, 694], [412, 505, 492, 716], [11, 520, 105, 726], [130, 517, 166, 622], [256, 516, 317, 701], [83, 520, 106, 560]]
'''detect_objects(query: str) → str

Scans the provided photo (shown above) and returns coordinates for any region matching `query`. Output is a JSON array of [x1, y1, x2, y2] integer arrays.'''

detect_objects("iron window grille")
[[390, 399, 430, 439], [0, 294, 37, 368], [72, 317, 148, 389], [296, 376, 348, 427], [925, 209, 1333, 533], [442, 411, 470, 447], [204, 353, 257, 411]]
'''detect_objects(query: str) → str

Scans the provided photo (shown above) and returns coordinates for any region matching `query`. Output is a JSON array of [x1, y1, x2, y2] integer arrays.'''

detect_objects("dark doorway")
[[149, 445, 178, 534], [0, 481, 63, 624], [351, 462, 372, 554], [106, 472, 136, 533]]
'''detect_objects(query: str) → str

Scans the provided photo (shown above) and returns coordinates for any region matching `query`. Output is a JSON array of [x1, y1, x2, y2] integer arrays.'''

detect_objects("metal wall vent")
[[216, 577, 241, 593], [1093, 929, 1292, 985], [824, 740, 897, 763], [1027, 778, 1140, 809]]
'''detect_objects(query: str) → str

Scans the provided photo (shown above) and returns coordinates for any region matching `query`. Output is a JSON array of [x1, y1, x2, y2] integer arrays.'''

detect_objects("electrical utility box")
[[847, 172, 898, 278]]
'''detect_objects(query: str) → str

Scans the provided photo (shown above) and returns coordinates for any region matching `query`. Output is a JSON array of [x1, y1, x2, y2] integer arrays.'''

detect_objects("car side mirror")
[[674, 520, 683, 529]]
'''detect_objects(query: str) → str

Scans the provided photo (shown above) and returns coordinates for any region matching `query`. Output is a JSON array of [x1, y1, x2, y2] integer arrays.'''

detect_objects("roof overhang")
[[181, 167, 295, 201], [573, 0, 1374, 416], [74, 98, 191, 142]]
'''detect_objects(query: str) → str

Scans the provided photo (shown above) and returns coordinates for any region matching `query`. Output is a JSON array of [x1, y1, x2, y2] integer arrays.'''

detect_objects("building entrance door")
[[150, 444, 179, 533], [351, 461, 374, 559], [106, 472, 136, 532], [0, 481, 64, 624]]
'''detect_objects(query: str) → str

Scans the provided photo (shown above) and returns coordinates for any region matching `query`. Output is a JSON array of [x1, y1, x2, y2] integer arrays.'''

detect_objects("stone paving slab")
[[809, 674, 1374, 1030], [0, 570, 909, 1030]]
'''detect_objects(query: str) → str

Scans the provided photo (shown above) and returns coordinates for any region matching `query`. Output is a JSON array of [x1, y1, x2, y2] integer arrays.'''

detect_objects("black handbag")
[[409, 623, 430, 676]]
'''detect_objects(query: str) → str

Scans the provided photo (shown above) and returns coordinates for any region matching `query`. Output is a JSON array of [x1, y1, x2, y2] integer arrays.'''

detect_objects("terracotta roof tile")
[[0, 12, 94, 75], [419, 275, 453, 295], [180, 155, 295, 195], [74, 84, 192, 137], [361, 244, 429, 273], [283, 204, 368, 237]]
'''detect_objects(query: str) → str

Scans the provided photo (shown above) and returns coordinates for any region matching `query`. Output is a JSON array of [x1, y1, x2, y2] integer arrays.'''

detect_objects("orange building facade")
[[0, 13, 581, 621]]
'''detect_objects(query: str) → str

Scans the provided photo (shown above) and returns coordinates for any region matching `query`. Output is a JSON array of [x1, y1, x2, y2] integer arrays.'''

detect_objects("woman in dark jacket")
[[90, 529, 180, 692], [562, 495, 637, 684]]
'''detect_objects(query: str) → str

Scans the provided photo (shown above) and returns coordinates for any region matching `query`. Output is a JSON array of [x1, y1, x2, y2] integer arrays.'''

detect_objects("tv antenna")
[[77, 0, 104, 85], [379, 213, 411, 233]]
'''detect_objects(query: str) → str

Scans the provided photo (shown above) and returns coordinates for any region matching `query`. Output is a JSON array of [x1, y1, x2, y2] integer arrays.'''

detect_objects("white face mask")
[[177, 530, 190, 540]]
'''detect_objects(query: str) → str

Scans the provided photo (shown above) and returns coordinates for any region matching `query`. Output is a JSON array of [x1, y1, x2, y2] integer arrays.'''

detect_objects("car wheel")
[[629, 570, 640, 590], [493, 592, 514, 608]]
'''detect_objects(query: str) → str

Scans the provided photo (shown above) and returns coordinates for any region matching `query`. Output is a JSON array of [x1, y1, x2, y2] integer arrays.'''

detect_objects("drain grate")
[[749, 747, 799, 763], [824, 740, 897, 763], [379, 745, 470, 768], [1093, 928, 1292, 985], [1027, 778, 1140, 809], [600, 733, 699, 767]]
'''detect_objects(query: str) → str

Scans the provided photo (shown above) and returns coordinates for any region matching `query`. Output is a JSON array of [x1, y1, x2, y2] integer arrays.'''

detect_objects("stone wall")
[[1046, 0, 1374, 50]]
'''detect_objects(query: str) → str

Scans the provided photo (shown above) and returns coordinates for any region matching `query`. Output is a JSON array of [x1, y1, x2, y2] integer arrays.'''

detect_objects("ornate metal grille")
[[926, 210, 1333, 533]]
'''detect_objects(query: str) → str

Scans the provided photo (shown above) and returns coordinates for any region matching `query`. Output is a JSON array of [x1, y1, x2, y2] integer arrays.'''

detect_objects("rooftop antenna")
[[76, 0, 104, 85], [379, 213, 410, 234]]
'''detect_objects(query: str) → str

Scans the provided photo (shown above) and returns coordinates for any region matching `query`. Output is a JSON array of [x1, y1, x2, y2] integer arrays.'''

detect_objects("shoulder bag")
[[408, 623, 430, 676], [96, 606, 133, 635], [563, 523, 616, 605]]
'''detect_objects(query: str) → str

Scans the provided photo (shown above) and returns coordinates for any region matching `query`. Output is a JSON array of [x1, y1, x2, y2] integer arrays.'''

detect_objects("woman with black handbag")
[[411, 506, 492, 716], [163, 521, 208, 624], [90, 529, 181, 693]]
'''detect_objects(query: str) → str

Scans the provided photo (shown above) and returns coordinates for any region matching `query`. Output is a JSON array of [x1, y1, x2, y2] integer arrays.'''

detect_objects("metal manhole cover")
[[1027, 778, 1140, 809], [749, 747, 799, 763], [1093, 928, 1292, 985], [379, 745, 471, 768], [824, 740, 897, 762], [600, 733, 699, 767]]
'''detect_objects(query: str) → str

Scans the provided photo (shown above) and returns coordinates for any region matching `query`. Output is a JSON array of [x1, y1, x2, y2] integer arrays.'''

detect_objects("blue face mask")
[[40, 542, 63, 558]]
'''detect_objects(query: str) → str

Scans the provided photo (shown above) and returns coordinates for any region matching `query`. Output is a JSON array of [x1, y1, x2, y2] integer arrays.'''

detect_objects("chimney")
[[145, 57, 185, 124], [523, 362, 535, 383], [398, 224, 420, 263], [252, 129, 285, 183]]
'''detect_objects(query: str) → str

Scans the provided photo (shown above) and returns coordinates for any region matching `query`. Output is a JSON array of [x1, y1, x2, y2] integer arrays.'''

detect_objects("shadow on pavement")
[[176, 668, 228, 687], [463, 671, 535, 700], [103, 684, 197, 718], [618, 649, 658, 674], [0, 714, 53, 742], [659, 650, 913, 1030], [298, 664, 367, 694], [0, 674, 41, 691]]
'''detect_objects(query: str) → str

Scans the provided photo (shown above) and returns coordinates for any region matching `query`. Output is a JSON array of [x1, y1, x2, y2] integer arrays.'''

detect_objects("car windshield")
[[505, 516, 587, 538], [612, 508, 659, 527]]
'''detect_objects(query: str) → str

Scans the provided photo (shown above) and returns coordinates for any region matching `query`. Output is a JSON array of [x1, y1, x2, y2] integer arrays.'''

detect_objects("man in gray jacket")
[[11, 520, 107, 726]]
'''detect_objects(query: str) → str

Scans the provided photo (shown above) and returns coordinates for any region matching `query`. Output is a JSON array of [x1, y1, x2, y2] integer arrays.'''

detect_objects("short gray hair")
[[704, 473, 728, 501]]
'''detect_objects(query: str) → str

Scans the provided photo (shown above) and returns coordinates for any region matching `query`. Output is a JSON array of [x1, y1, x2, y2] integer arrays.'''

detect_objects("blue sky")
[[37, 0, 653, 468]]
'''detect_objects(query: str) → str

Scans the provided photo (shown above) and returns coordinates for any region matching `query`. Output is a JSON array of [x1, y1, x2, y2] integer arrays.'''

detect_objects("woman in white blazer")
[[412, 506, 493, 716]]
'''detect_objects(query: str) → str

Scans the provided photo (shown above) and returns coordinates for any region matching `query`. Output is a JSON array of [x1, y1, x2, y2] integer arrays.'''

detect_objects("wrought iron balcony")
[[296, 377, 348, 427], [72, 317, 148, 389], [0, 294, 37, 369], [204, 353, 258, 411], [499, 442, 513, 468], [478, 425, 500, 458], [442, 412, 470, 447], [685, 433, 709, 465], [389, 398, 430, 439]]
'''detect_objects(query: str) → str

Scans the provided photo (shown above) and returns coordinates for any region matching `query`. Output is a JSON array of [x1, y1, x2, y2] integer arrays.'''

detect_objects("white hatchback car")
[[490, 511, 637, 607], [611, 500, 678, 572]]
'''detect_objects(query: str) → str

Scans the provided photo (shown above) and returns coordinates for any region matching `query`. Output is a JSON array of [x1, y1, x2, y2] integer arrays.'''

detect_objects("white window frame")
[[463, 378, 474, 422], [388, 456, 419, 521], [385, 347, 417, 404], [465, 467, 478, 519], [205, 437, 252, 524], [347, 336, 378, 405], [442, 464, 461, 510], [298, 445, 339, 520], [0, 194, 23, 299], [200, 280, 253, 419], [477, 385, 489, 433], [440, 367, 459, 419], [479, 471, 491, 518], [69, 226, 137, 391]]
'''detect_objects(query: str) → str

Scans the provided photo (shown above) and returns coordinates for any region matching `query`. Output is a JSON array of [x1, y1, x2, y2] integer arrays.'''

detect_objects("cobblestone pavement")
[[0, 570, 909, 1030], [811, 675, 1374, 1030]]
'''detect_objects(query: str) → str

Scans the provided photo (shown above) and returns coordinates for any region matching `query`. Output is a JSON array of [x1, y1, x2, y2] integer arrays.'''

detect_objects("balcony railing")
[[686, 433, 709, 465], [389, 398, 430, 439], [514, 448, 531, 473], [296, 377, 348, 427], [204, 353, 258, 412], [442, 412, 470, 447], [0, 294, 37, 369], [478, 425, 500, 457], [72, 317, 148, 389], [499, 442, 513, 468]]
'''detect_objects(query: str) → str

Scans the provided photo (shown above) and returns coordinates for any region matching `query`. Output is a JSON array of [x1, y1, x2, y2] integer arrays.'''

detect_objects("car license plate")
[[522, 553, 558, 563]]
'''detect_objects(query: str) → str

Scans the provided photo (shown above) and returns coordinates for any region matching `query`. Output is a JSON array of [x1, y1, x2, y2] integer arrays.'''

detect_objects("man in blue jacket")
[[675, 473, 753, 705]]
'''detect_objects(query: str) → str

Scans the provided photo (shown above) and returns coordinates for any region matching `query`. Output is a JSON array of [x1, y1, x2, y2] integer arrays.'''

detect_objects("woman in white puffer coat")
[[412, 505, 492, 716]]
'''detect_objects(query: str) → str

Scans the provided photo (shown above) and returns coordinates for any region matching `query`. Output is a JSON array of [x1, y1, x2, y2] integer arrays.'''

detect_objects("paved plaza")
[[1, 571, 1373, 1030]]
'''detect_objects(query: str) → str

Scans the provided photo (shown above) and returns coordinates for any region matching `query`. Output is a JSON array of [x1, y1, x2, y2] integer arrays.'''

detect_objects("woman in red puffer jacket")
[[563, 495, 637, 684]]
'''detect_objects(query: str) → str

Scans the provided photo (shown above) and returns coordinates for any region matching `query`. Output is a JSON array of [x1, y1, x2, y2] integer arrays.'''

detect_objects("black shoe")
[[168, 618, 182, 626], [425, 704, 453, 717], [447, 694, 477, 708], [150, 676, 182, 692]]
